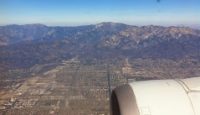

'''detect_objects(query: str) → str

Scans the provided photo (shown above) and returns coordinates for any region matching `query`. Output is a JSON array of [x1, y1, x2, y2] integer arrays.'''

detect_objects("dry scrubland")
[[1, 58, 200, 115]]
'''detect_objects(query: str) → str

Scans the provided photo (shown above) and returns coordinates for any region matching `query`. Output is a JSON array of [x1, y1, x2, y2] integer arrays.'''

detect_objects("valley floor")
[[0, 58, 200, 115]]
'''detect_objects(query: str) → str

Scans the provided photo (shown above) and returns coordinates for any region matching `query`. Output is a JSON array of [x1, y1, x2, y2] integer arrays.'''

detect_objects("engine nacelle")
[[111, 77, 200, 115]]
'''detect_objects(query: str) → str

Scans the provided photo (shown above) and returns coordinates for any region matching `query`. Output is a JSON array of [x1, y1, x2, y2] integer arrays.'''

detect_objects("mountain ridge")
[[1, 22, 199, 45], [0, 22, 200, 71]]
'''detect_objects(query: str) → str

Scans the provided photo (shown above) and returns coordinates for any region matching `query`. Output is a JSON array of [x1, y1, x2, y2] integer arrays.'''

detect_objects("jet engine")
[[111, 77, 200, 115]]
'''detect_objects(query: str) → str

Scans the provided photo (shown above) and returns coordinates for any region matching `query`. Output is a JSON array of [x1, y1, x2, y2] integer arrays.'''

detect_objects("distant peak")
[[4, 24, 47, 29], [95, 22, 128, 28], [23, 23, 47, 27]]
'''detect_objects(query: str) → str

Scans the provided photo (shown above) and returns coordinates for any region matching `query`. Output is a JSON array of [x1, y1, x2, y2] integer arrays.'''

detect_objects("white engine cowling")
[[111, 77, 200, 115]]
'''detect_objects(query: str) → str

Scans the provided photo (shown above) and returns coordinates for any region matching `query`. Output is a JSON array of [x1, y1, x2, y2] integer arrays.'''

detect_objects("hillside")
[[0, 22, 200, 70]]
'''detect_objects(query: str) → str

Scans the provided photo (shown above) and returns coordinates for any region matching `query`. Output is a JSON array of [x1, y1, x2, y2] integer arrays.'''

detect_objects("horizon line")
[[0, 22, 199, 28]]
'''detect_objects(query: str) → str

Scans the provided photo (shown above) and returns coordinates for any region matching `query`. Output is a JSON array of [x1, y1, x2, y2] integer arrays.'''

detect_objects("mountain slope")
[[0, 22, 200, 70]]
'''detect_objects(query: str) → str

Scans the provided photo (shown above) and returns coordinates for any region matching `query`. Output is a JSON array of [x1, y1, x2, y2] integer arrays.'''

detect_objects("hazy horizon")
[[0, 0, 200, 27], [1, 22, 200, 30]]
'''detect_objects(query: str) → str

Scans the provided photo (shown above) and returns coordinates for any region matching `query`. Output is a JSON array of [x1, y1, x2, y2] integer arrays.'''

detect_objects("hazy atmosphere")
[[0, 0, 200, 26], [0, 0, 200, 115]]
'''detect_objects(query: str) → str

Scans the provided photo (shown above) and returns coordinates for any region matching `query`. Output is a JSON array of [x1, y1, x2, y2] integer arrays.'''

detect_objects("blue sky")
[[0, 0, 200, 26]]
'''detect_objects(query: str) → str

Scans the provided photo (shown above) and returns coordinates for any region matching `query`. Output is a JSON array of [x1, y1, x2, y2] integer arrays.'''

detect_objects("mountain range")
[[0, 22, 200, 71]]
